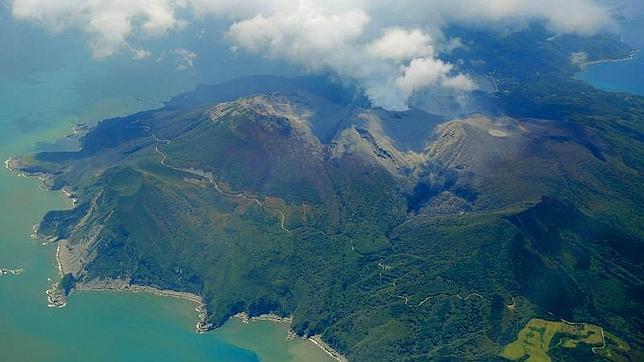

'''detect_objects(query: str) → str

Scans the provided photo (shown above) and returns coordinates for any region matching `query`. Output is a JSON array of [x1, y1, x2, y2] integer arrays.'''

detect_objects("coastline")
[[4, 156, 53, 191], [74, 279, 213, 333], [578, 50, 638, 71], [76, 284, 349, 360], [234, 312, 293, 324], [6, 154, 213, 330], [7, 155, 349, 361], [76, 279, 203, 305], [0, 268, 24, 276], [55, 243, 64, 277], [308, 335, 348, 362], [6, 156, 73, 309], [234, 313, 347, 362], [46, 283, 67, 308]]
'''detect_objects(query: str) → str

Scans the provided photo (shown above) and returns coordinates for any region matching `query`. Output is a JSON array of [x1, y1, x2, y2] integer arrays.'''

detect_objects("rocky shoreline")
[[46, 282, 68, 308], [234, 311, 293, 324], [6, 157, 67, 308], [65, 281, 348, 360], [44, 245, 72, 308], [74, 278, 213, 333], [7, 155, 212, 332], [7, 155, 348, 361], [5, 156, 54, 190], [0, 268, 24, 276], [233, 312, 347, 361]]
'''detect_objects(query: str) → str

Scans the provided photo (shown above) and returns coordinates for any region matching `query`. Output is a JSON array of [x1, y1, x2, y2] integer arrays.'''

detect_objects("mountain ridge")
[[8, 24, 644, 361], [9, 84, 643, 360]]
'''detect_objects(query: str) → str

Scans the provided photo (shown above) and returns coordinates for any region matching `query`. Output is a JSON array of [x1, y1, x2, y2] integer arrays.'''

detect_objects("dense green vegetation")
[[15, 25, 643, 361], [501, 318, 632, 362], [58, 273, 76, 296]]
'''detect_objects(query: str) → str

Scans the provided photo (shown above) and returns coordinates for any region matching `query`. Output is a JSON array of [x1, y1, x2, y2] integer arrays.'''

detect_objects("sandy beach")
[[234, 312, 347, 361], [308, 335, 348, 362], [578, 50, 639, 70]]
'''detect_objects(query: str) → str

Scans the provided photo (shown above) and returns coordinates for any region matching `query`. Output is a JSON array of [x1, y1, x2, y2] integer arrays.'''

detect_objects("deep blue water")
[[579, 16, 644, 95]]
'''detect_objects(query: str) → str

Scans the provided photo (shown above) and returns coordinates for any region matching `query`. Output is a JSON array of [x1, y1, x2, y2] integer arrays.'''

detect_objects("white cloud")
[[172, 48, 197, 70], [367, 28, 434, 61], [395, 57, 475, 96], [131, 47, 152, 60], [441, 74, 476, 91], [570, 51, 589, 66], [11, 0, 186, 58], [218, 2, 472, 110], [9, 0, 612, 109], [188, 0, 289, 18], [423, 0, 611, 35], [227, 7, 369, 68]]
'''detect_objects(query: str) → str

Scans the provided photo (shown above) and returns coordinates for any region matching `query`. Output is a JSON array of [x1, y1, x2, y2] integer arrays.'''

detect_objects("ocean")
[[0, 15, 330, 362], [579, 16, 644, 95], [2, 8, 642, 362]]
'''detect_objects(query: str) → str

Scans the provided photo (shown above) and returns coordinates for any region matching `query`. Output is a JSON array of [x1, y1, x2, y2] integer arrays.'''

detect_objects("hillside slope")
[[10, 26, 644, 361]]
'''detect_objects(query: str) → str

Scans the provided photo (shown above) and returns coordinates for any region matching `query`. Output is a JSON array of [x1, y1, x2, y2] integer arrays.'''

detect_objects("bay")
[[578, 16, 644, 95], [0, 16, 331, 362]]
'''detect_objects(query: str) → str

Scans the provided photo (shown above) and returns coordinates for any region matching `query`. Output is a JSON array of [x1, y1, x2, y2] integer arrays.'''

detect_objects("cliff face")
[[12, 74, 643, 361]]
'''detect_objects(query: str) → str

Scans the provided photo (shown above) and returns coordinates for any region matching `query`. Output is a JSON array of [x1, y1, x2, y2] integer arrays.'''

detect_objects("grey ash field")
[[10, 26, 644, 361]]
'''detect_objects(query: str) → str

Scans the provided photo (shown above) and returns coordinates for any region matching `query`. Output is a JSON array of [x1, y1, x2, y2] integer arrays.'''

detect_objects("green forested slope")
[[13, 26, 644, 361]]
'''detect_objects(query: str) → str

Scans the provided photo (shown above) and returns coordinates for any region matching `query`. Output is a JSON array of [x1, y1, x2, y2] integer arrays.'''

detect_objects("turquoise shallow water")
[[6, 9, 639, 361], [0, 17, 330, 362]]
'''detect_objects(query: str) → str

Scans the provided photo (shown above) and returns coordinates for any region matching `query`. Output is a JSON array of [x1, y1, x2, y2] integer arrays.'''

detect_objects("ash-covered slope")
[[11, 71, 643, 361]]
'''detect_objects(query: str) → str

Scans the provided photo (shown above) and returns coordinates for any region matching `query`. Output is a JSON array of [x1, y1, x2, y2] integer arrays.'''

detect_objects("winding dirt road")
[[153, 133, 509, 311], [152, 134, 290, 233]]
